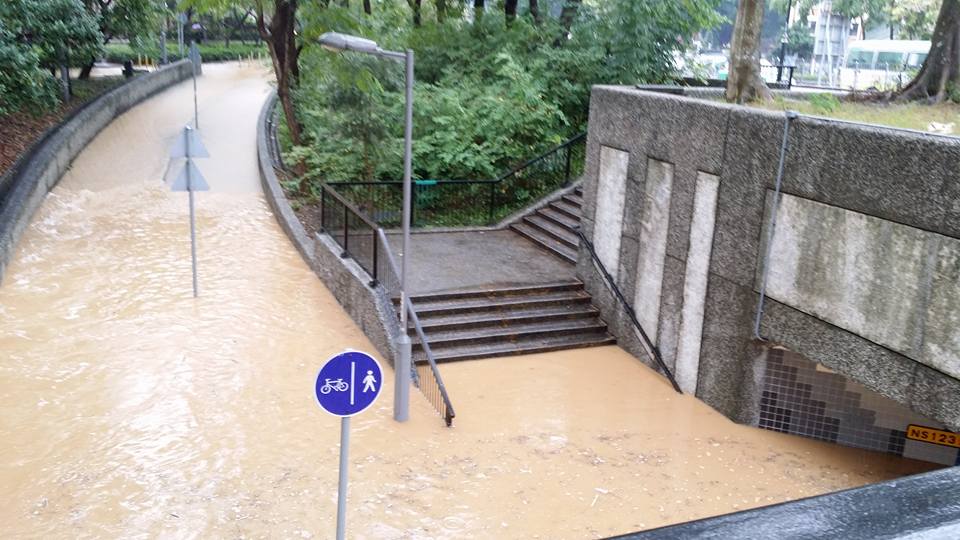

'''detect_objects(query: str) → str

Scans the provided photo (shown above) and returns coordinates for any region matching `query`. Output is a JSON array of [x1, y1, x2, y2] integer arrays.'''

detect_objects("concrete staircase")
[[510, 186, 583, 264], [400, 280, 615, 364]]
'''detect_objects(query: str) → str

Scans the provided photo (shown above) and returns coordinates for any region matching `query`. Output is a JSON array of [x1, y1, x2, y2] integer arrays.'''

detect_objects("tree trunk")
[[363, 0, 372, 14], [726, 0, 772, 103], [436, 0, 446, 22], [555, 0, 581, 45], [257, 0, 305, 179], [897, 0, 960, 102], [505, 0, 518, 22], [79, 57, 95, 80], [529, 0, 540, 24], [407, 0, 422, 26]]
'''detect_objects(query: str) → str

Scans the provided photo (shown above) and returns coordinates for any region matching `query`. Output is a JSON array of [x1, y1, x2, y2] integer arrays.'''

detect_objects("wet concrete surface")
[[0, 64, 939, 539], [387, 230, 576, 295]]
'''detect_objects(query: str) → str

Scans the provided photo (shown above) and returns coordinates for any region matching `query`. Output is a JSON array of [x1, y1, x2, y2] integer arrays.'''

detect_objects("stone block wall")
[[577, 86, 960, 449]]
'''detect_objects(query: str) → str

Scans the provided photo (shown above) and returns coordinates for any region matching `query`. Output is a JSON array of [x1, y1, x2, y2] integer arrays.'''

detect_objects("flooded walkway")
[[0, 64, 935, 539]]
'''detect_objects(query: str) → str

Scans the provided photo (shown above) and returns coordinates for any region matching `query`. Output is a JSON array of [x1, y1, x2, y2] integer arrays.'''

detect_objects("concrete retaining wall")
[[578, 86, 960, 435], [255, 93, 400, 365], [0, 60, 196, 283]]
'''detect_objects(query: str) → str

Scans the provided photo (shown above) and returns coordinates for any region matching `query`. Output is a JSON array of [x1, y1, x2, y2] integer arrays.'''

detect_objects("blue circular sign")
[[315, 350, 383, 417]]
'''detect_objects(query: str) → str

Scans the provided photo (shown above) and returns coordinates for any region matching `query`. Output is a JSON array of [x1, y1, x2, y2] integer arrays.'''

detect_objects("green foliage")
[[771, 0, 891, 25], [290, 0, 721, 186], [1, 0, 103, 69], [95, 0, 165, 44], [785, 23, 815, 60], [892, 0, 940, 39], [0, 26, 59, 114], [0, 0, 102, 112], [103, 40, 265, 63]]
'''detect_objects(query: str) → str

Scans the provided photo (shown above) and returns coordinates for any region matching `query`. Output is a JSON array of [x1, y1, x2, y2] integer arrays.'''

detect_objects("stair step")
[[549, 200, 582, 220], [523, 215, 579, 249], [414, 334, 617, 364], [412, 290, 592, 316], [538, 206, 580, 230], [398, 281, 582, 305], [511, 223, 577, 264], [562, 193, 584, 208], [413, 318, 608, 349], [413, 306, 601, 333]]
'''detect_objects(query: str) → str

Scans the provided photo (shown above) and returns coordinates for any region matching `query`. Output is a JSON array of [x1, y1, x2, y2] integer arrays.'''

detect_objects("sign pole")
[[185, 126, 199, 298], [336, 416, 350, 540], [314, 350, 383, 540], [190, 42, 200, 129]]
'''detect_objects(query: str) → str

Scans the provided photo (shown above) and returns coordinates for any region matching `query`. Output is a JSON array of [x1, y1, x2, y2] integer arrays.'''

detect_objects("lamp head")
[[317, 32, 380, 55]]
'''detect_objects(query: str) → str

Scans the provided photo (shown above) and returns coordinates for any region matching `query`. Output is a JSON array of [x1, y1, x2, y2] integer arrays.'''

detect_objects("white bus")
[[840, 40, 931, 90]]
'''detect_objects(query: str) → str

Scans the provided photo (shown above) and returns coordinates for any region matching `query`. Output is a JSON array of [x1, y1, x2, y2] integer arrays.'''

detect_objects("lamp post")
[[777, 0, 794, 83], [317, 32, 414, 424]]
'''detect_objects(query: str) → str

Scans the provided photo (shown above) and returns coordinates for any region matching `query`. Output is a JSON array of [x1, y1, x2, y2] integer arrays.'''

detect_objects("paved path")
[[388, 229, 575, 294]]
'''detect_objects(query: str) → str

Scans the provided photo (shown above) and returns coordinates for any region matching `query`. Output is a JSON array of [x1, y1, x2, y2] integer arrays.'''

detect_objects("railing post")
[[563, 142, 573, 186], [370, 231, 379, 287], [341, 202, 349, 258], [320, 186, 326, 233], [409, 183, 416, 229], [487, 182, 496, 225]]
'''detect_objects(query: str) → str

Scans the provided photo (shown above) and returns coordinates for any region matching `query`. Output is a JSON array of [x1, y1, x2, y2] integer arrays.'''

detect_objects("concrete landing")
[[387, 229, 576, 295]]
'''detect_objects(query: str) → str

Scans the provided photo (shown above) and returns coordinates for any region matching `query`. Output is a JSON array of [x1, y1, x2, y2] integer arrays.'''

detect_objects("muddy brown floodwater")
[[0, 64, 937, 539]]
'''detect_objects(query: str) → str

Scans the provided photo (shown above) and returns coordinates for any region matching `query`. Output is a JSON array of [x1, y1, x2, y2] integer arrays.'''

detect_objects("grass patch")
[[759, 94, 960, 134]]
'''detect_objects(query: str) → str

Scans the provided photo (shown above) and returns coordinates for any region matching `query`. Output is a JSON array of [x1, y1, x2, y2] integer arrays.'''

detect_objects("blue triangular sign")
[[169, 161, 210, 192], [169, 128, 210, 159]]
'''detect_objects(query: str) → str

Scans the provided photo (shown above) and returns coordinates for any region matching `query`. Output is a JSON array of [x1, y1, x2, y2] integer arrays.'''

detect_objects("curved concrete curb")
[[0, 60, 196, 283], [255, 92, 400, 364], [256, 93, 316, 268]]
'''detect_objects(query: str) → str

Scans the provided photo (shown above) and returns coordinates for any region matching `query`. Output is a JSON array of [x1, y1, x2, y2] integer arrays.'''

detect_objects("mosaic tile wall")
[[759, 348, 960, 466]]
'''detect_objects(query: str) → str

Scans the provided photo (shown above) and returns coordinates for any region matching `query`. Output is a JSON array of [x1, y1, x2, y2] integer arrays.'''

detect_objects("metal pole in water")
[[185, 126, 199, 298], [191, 48, 199, 129], [336, 416, 350, 540], [395, 331, 411, 422], [395, 48, 415, 423]]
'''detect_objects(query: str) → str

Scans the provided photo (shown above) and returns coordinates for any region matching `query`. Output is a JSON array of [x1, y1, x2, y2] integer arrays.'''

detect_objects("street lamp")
[[317, 32, 414, 425]]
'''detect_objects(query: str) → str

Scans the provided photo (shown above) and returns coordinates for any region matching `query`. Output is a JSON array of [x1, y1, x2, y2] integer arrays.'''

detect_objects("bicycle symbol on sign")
[[320, 378, 349, 394]]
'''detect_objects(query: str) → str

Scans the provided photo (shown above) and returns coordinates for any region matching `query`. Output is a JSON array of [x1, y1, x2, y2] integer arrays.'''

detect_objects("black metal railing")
[[375, 229, 456, 426], [318, 189, 456, 425], [762, 64, 796, 89], [319, 184, 381, 287], [328, 132, 586, 228], [575, 228, 682, 393]]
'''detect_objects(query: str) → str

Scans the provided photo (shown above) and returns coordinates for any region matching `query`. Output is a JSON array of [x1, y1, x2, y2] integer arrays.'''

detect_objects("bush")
[[0, 27, 59, 115], [287, 0, 721, 188], [103, 41, 267, 64]]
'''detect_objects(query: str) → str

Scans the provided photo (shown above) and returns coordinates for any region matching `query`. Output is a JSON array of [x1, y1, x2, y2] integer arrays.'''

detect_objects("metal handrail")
[[574, 228, 682, 393], [328, 132, 587, 188], [375, 228, 456, 426], [494, 132, 587, 183], [325, 132, 587, 227], [321, 183, 381, 231], [405, 297, 456, 426]]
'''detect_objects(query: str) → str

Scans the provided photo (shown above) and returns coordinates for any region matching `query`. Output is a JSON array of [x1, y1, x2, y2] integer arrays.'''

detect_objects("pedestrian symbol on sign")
[[362, 371, 377, 393]]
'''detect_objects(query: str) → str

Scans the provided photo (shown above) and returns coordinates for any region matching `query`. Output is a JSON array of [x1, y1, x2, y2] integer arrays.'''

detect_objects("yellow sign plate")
[[906, 424, 960, 449]]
